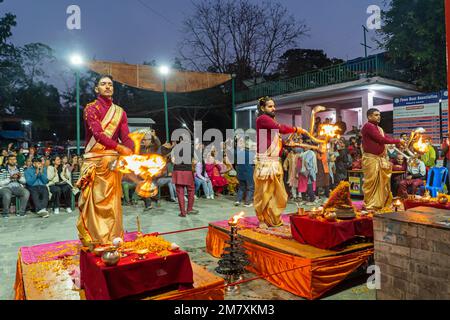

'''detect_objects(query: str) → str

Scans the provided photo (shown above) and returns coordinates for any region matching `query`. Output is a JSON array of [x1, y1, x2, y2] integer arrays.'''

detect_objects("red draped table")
[[80, 249, 194, 300], [403, 199, 450, 211], [290, 215, 373, 250]]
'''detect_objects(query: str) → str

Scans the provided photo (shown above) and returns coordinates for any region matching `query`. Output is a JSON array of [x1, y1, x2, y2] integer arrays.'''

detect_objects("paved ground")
[[0, 195, 375, 300]]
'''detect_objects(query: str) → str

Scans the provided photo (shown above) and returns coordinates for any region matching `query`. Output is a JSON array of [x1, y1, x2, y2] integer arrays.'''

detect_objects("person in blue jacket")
[[25, 157, 50, 218]]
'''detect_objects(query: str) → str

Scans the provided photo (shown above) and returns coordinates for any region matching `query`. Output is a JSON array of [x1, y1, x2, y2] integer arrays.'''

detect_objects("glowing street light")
[[159, 65, 171, 142], [181, 122, 194, 136], [70, 54, 84, 155], [70, 54, 84, 66], [159, 65, 170, 76]]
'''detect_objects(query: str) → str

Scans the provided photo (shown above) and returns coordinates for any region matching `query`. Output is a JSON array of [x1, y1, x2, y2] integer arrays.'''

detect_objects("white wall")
[[341, 110, 359, 131], [294, 115, 302, 127], [376, 103, 393, 112], [277, 113, 294, 126]]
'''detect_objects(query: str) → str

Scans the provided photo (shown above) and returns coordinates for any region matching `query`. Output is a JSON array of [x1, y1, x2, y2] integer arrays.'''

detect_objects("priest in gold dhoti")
[[76, 75, 134, 246], [361, 108, 403, 210], [254, 97, 306, 228]]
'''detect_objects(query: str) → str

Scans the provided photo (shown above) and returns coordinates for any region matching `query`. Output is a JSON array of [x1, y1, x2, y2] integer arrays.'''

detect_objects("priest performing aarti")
[[76, 75, 134, 246], [361, 108, 404, 211], [253, 96, 309, 229]]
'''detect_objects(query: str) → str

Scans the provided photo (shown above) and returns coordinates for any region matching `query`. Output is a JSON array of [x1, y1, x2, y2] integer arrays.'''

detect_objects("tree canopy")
[[377, 0, 446, 91]]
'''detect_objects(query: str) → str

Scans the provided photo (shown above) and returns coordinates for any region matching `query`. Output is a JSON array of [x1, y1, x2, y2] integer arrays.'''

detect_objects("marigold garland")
[[122, 235, 172, 254]]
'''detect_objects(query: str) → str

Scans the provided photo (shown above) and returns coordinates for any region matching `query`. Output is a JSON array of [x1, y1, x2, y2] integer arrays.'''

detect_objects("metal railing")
[[236, 55, 392, 103]]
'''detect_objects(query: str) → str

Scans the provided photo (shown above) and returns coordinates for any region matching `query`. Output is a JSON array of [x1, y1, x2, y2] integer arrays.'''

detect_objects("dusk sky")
[[3, 0, 389, 67]]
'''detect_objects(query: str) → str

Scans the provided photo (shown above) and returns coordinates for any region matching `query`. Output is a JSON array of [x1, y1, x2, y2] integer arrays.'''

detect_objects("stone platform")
[[374, 206, 450, 300]]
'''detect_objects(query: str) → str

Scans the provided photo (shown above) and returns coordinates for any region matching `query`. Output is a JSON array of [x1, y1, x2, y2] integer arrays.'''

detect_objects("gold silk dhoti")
[[76, 151, 124, 246], [253, 134, 286, 227], [362, 152, 393, 210]]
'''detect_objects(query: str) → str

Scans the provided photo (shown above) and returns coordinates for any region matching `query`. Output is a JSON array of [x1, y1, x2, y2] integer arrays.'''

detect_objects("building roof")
[[236, 77, 421, 110]]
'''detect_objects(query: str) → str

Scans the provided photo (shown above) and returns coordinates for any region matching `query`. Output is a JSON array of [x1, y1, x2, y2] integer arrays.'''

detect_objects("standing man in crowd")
[[235, 138, 255, 207], [361, 108, 404, 210], [76, 75, 134, 246], [0, 154, 30, 218], [335, 115, 347, 136], [254, 96, 306, 228]]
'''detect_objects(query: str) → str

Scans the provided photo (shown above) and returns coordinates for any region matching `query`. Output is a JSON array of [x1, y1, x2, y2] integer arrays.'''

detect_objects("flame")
[[114, 131, 167, 198], [412, 136, 429, 154], [117, 154, 166, 178], [229, 212, 245, 224], [319, 125, 340, 139]]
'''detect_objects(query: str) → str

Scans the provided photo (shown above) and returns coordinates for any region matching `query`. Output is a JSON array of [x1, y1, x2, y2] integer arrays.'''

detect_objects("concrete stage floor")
[[0, 195, 374, 300]]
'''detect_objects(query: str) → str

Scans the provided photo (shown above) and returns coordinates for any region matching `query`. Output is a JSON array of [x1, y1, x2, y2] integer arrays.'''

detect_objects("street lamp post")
[[159, 65, 170, 142], [70, 54, 83, 155], [231, 74, 236, 130], [75, 69, 80, 155]]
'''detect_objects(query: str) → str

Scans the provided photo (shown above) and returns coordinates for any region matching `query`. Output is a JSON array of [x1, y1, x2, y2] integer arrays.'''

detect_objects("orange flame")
[[115, 131, 167, 198], [412, 136, 429, 154], [319, 125, 340, 139], [117, 154, 166, 178], [117, 154, 166, 198], [229, 212, 245, 225]]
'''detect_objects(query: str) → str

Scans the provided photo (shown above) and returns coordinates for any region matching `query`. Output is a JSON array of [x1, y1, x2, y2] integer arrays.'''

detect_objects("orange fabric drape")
[[206, 226, 373, 300], [88, 61, 231, 93], [149, 264, 225, 300], [14, 251, 26, 300]]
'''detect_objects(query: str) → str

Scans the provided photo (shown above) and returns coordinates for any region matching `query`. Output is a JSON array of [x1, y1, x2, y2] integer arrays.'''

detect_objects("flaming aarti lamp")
[[215, 212, 249, 294], [116, 130, 166, 198]]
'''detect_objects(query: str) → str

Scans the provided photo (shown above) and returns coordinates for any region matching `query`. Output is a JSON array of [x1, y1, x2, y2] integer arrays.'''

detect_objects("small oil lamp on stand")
[[392, 198, 402, 212]]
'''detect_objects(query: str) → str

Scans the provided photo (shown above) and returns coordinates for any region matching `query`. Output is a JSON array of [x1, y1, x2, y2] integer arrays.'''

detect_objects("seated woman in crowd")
[[351, 151, 362, 170], [194, 158, 214, 199], [221, 153, 239, 196], [205, 153, 228, 197], [47, 155, 73, 214], [69, 155, 80, 172]]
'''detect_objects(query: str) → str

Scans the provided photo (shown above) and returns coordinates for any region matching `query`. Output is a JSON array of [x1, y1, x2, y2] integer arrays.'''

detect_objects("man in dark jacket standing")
[[235, 139, 256, 207]]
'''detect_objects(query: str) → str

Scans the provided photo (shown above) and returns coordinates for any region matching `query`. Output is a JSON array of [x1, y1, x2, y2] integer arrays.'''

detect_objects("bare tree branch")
[[178, 0, 308, 84]]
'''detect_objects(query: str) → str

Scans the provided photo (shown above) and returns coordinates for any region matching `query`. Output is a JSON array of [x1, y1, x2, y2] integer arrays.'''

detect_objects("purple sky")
[[3, 0, 388, 65]]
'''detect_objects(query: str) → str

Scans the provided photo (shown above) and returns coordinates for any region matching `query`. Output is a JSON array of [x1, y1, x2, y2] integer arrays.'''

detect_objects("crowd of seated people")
[[0, 146, 81, 219]]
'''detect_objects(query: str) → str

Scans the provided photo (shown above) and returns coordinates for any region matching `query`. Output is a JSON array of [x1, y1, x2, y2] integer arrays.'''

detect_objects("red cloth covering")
[[403, 199, 450, 211], [84, 95, 134, 150], [361, 121, 400, 156], [290, 215, 373, 250], [80, 248, 194, 300], [256, 114, 296, 156]]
